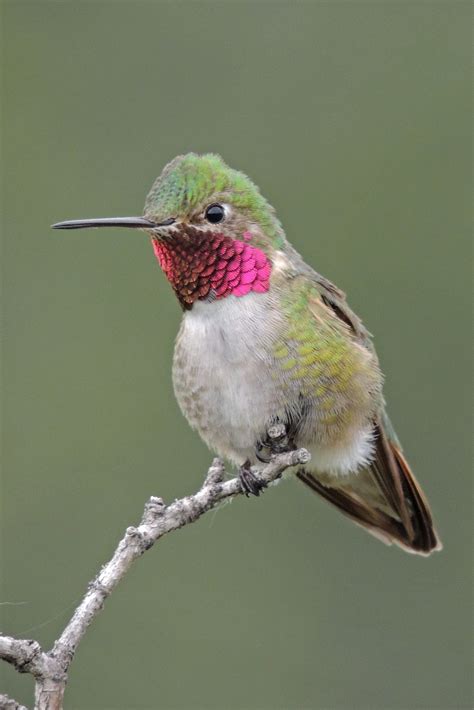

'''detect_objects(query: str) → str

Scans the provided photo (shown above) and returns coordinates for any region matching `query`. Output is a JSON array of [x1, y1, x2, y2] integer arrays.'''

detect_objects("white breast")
[[172, 293, 381, 477], [172, 294, 285, 464]]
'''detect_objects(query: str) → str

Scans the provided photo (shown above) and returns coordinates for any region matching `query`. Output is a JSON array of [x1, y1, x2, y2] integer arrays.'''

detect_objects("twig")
[[0, 445, 310, 710], [0, 693, 29, 710]]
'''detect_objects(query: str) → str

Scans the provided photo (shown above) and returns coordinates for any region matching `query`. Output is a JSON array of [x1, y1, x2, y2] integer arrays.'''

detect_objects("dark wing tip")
[[297, 421, 441, 556]]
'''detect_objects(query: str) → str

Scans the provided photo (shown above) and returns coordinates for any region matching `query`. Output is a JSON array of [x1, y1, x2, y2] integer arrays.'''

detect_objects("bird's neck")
[[152, 226, 271, 309]]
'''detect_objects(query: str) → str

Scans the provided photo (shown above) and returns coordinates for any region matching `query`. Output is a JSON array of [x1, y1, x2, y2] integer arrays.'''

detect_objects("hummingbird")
[[53, 153, 441, 555]]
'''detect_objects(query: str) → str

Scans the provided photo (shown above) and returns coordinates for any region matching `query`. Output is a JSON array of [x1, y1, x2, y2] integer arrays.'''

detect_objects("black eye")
[[205, 203, 225, 224]]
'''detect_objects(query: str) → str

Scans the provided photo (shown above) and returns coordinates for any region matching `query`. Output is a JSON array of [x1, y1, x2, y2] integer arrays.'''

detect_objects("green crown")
[[144, 153, 283, 244]]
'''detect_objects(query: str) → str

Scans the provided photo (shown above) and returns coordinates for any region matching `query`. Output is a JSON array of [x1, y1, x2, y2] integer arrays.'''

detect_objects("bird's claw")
[[239, 460, 267, 497], [255, 442, 272, 463], [255, 420, 294, 462]]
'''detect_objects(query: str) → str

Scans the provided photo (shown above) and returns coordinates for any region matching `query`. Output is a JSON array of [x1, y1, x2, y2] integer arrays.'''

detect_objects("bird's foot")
[[255, 421, 295, 463], [239, 460, 267, 497]]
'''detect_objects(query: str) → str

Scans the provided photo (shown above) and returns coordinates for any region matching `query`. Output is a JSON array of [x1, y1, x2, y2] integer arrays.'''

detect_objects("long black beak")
[[51, 216, 175, 230]]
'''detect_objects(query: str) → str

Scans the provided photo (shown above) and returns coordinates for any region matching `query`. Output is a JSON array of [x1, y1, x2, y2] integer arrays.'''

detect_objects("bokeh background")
[[1, 2, 471, 709]]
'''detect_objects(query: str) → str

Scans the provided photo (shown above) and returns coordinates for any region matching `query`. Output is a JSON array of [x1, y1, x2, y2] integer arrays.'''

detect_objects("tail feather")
[[297, 418, 441, 555], [389, 442, 441, 553]]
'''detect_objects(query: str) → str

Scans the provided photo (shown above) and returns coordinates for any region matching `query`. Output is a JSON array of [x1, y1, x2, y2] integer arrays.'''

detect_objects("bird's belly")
[[172, 296, 287, 464], [174, 337, 376, 474], [171, 295, 381, 474], [173, 350, 279, 464]]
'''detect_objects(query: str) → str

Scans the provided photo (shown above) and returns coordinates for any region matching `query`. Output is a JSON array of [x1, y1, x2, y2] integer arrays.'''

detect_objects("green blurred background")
[[1, 1, 471, 708]]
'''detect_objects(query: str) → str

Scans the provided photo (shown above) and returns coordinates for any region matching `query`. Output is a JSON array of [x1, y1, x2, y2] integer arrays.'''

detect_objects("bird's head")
[[53, 153, 285, 308]]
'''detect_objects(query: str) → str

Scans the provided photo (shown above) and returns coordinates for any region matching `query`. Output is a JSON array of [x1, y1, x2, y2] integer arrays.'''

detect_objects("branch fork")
[[1, 439, 310, 710]]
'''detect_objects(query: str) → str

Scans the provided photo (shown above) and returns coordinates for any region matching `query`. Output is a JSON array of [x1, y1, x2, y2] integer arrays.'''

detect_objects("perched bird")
[[53, 153, 441, 554]]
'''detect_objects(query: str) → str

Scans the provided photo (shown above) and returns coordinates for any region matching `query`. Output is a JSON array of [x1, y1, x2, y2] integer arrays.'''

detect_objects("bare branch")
[[1, 446, 310, 709], [0, 693, 29, 710], [0, 637, 59, 680]]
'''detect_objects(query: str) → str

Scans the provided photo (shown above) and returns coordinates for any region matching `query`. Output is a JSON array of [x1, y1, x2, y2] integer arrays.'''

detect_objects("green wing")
[[282, 257, 441, 554]]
